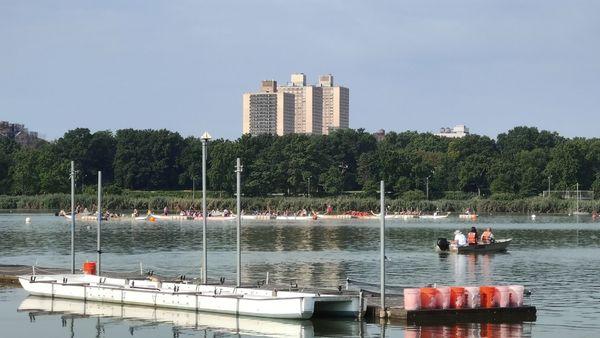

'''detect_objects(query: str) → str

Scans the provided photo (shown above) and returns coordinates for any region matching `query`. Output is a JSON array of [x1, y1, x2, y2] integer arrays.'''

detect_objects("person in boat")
[[481, 227, 495, 243], [467, 226, 478, 245], [133, 208, 139, 217], [326, 204, 333, 215], [163, 206, 169, 216], [453, 230, 467, 247]]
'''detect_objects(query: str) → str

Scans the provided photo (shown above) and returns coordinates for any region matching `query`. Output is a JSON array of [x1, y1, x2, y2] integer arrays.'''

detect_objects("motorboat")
[[18, 274, 365, 320], [435, 238, 512, 253]]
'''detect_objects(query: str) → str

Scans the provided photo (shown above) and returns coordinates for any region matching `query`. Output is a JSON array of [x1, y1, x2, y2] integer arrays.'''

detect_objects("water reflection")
[[404, 323, 532, 338], [18, 296, 364, 337]]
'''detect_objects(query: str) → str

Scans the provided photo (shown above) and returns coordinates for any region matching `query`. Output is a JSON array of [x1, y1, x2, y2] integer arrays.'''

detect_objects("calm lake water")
[[1, 213, 599, 337]]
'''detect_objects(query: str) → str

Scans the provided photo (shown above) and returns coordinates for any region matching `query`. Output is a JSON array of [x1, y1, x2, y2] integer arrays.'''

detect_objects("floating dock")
[[2, 265, 536, 323]]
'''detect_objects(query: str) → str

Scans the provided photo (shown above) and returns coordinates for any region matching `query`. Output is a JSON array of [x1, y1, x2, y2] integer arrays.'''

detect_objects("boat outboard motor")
[[437, 238, 450, 251]]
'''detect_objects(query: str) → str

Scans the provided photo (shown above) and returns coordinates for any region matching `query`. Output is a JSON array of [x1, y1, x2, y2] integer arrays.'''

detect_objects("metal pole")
[[426, 176, 430, 200], [236, 158, 242, 287], [202, 139, 208, 284], [97, 171, 102, 275], [548, 176, 551, 197], [380, 180, 386, 313], [70, 161, 76, 274]]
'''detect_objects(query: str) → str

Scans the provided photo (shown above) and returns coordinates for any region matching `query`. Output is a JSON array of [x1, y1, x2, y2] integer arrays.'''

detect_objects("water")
[[1, 213, 599, 337]]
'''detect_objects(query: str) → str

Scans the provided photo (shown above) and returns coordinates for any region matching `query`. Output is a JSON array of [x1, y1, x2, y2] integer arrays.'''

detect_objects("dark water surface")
[[1, 213, 599, 337]]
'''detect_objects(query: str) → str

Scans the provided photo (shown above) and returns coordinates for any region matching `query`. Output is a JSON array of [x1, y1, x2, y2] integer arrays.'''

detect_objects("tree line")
[[1, 126, 599, 199]]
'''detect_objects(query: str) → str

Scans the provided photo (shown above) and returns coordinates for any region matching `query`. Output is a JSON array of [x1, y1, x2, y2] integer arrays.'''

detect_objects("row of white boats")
[[126, 211, 455, 222]]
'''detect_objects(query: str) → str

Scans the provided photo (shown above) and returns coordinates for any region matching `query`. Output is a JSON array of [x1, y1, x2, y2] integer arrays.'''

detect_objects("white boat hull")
[[19, 274, 363, 320]]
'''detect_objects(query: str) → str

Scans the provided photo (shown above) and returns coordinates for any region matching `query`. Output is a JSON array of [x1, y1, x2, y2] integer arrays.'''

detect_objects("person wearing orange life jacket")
[[467, 226, 478, 245], [481, 227, 495, 243]]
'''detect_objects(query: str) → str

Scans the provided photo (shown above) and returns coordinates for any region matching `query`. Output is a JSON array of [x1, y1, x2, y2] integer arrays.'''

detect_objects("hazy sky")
[[1, 1, 599, 140]]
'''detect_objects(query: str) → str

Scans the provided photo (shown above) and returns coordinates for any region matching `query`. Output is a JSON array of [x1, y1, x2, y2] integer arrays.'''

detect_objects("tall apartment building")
[[277, 73, 323, 135], [319, 74, 349, 134], [242, 80, 295, 136], [242, 73, 350, 136]]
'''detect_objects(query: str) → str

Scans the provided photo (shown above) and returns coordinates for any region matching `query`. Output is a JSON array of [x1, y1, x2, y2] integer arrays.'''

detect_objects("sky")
[[1, 0, 599, 140]]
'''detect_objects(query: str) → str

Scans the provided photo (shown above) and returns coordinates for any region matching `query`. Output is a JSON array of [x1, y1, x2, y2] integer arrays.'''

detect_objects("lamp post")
[[200, 132, 212, 284], [547, 175, 552, 197], [426, 176, 430, 200]]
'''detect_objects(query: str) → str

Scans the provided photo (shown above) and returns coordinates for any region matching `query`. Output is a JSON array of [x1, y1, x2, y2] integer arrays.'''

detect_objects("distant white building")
[[435, 124, 470, 138]]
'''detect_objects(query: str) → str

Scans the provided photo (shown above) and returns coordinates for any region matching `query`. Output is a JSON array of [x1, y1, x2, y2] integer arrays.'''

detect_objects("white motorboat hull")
[[19, 274, 363, 320]]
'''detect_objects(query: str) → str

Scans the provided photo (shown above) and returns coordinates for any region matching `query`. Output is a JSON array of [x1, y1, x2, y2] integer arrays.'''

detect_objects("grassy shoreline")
[[0, 193, 598, 214]]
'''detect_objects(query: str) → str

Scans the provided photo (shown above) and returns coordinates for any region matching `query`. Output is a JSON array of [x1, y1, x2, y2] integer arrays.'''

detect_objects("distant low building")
[[0, 120, 40, 146], [435, 124, 470, 138], [373, 129, 386, 142]]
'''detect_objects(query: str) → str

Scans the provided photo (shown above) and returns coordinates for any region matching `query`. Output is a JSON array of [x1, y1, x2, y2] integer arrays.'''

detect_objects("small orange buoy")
[[82, 261, 96, 275]]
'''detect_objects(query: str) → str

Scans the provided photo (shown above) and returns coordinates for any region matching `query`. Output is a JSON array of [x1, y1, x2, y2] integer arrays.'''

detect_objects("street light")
[[200, 131, 212, 284], [426, 170, 434, 200]]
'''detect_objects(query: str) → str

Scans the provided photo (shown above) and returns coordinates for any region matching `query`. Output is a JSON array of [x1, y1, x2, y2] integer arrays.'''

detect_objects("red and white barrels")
[[404, 285, 525, 310]]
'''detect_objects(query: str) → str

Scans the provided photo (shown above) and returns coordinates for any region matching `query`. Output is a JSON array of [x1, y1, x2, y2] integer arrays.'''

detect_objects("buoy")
[[25, 217, 31, 224]]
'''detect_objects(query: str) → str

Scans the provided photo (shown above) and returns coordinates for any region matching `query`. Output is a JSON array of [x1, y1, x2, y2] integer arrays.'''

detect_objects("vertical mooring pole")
[[70, 161, 76, 274], [236, 158, 243, 287], [97, 171, 102, 275], [380, 180, 386, 314], [201, 135, 209, 284]]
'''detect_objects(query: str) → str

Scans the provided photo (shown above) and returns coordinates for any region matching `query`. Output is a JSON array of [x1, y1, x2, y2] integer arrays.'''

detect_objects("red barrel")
[[480, 286, 497, 308], [420, 287, 439, 309], [83, 261, 96, 275], [450, 287, 466, 309]]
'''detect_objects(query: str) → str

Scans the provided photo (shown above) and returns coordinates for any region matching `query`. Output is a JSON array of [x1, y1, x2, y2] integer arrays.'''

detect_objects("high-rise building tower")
[[242, 80, 295, 136], [242, 73, 350, 136], [319, 74, 349, 135], [277, 73, 323, 135]]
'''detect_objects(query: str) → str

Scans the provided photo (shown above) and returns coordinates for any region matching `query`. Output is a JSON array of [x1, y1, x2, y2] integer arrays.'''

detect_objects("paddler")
[[467, 226, 478, 245], [481, 227, 495, 243]]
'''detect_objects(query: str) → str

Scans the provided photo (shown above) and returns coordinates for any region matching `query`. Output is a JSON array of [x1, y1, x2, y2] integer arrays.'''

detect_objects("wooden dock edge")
[[366, 305, 537, 324]]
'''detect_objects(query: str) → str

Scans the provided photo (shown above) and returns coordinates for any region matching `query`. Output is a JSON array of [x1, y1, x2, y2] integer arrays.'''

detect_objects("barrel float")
[[480, 286, 497, 308], [463, 286, 480, 308], [450, 287, 467, 309], [403, 288, 421, 310], [508, 285, 524, 307], [436, 287, 451, 309], [495, 286, 510, 308], [419, 287, 438, 309]]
